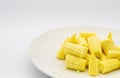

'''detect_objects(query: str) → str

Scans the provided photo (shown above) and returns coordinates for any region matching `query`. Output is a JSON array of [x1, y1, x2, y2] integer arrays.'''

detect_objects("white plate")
[[29, 26, 120, 78]]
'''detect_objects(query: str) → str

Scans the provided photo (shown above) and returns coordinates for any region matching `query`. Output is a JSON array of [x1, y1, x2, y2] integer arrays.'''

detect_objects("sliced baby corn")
[[86, 53, 100, 62], [86, 53, 91, 61], [65, 55, 86, 71], [88, 54, 99, 76], [87, 36, 102, 58], [65, 42, 88, 58], [107, 32, 112, 39], [116, 46, 120, 51], [69, 33, 77, 43], [102, 39, 115, 55], [56, 38, 70, 59], [86, 53, 91, 67], [106, 50, 120, 59], [86, 53, 100, 67], [80, 32, 96, 39], [100, 53, 107, 60], [99, 59, 120, 73], [56, 32, 120, 76], [77, 37, 88, 48]]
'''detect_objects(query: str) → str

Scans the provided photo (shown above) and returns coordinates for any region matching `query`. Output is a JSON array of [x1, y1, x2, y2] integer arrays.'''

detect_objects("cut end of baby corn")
[[107, 32, 112, 39], [106, 50, 120, 59], [87, 36, 102, 58], [56, 38, 70, 59], [86, 53, 100, 68], [69, 33, 77, 43], [80, 32, 96, 39], [102, 39, 115, 55], [65, 55, 86, 71], [65, 42, 88, 58], [77, 37, 88, 48], [88, 55, 99, 76], [99, 59, 120, 73]]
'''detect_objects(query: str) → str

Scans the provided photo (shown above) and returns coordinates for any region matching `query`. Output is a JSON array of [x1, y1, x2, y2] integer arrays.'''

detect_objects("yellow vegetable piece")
[[86, 53, 91, 61], [56, 38, 70, 59], [87, 36, 102, 58], [102, 39, 115, 55], [99, 59, 120, 73], [69, 33, 77, 43], [80, 32, 96, 39], [86, 53, 100, 67], [115, 46, 120, 59], [86, 53, 91, 67], [100, 53, 107, 60], [57, 32, 120, 76], [107, 32, 112, 39], [106, 50, 120, 59], [88, 55, 99, 76], [65, 55, 86, 71], [77, 37, 88, 48], [116, 46, 120, 51], [65, 42, 88, 58]]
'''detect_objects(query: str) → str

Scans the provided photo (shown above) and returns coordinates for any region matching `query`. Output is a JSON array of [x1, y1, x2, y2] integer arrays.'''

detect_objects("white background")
[[0, 0, 120, 78]]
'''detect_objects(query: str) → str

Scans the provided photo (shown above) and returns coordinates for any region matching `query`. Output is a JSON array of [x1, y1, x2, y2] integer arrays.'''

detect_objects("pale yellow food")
[[107, 32, 112, 39], [86, 53, 100, 67], [106, 50, 120, 59], [80, 32, 96, 39], [69, 33, 77, 43], [56, 32, 120, 76], [87, 36, 102, 58], [102, 39, 115, 55], [99, 59, 120, 73], [77, 37, 88, 48], [65, 54, 86, 71], [88, 55, 99, 76], [65, 42, 88, 58], [100, 53, 107, 60], [56, 38, 70, 59], [116, 46, 120, 51], [102, 32, 116, 55]]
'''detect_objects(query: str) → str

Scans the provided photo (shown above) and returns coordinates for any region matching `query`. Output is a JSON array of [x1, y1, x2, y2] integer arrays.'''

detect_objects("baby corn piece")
[[86, 53, 100, 67], [65, 55, 86, 71], [116, 46, 120, 51], [100, 53, 107, 60], [86, 53, 100, 62], [69, 33, 77, 43], [87, 36, 102, 58], [107, 32, 112, 39], [80, 32, 96, 39], [102, 39, 115, 55], [88, 55, 99, 76], [65, 42, 88, 58], [116, 47, 120, 60], [106, 50, 120, 59], [86, 53, 91, 67], [56, 38, 70, 59], [99, 59, 120, 73], [77, 37, 88, 48], [86, 53, 91, 61]]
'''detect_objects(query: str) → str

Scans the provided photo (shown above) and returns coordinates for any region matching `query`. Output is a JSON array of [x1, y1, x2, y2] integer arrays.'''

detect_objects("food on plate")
[[99, 59, 120, 73], [65, 54, 86, 71], [56, 32, 120, 76]]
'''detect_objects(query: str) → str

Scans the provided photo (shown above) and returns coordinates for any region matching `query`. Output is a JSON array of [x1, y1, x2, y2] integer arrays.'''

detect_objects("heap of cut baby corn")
[[56, 32, 120, 76]]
